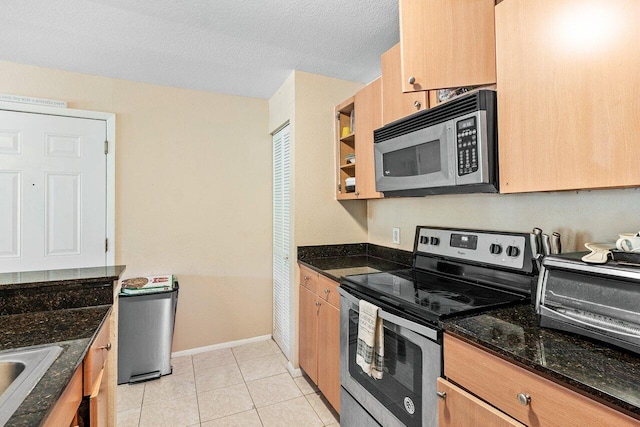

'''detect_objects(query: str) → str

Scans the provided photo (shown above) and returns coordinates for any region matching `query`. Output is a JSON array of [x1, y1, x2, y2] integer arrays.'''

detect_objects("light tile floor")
[[117, 339, 340, 427]]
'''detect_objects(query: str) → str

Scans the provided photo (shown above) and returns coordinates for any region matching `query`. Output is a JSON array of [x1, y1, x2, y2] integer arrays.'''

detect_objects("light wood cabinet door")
[[399, 0, 496, 92], [44, 366, 83, 427], [437, 378, 525, 427], [317, 301, 341, 413], [299, 264, 319, 293], [318, 273, 340, 307], [381, 43, 428, 125], [444, 334, 638, 427], [496, 0, 640, 193], [89, 368, 108, 427], [299, 285, 319, 383], [353, 78, 383, 199], [84, 314, 111, 395]]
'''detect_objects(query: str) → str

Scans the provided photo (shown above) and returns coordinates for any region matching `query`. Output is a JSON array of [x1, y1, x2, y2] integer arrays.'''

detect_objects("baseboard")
[[287, 362, 302, 378], [171, 334, 273, 358]]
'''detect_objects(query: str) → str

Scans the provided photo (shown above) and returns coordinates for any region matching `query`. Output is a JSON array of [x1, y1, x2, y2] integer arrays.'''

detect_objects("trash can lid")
[[120, 275, 175, 295]]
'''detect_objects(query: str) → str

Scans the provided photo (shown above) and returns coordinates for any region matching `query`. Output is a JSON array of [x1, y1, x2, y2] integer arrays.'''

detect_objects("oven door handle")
[[339, 287, 439, 341]]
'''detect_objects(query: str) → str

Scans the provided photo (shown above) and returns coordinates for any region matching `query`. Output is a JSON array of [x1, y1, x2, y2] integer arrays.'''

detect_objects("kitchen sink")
[[0, 345, 63, 425]]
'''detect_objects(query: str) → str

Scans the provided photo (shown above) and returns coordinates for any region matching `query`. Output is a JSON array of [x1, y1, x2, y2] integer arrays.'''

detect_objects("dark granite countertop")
[[1, 305, 112, 426], [0, 265, 125, 426], [442, 304, 640, 420], [0, 265, 126, 290], [297, 243, 412, 281]]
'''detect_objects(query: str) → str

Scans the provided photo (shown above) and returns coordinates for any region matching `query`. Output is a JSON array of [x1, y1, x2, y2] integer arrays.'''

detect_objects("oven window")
[[348, 309, 423, 427], [382, 139, 441, 177]]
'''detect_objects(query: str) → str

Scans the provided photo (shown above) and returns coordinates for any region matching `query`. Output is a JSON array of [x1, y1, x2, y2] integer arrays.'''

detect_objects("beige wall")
[[0, 61, 272, 352], [368, 188, 640, 252], [293, 71, 368, 246], [269, 71, 366, 366]]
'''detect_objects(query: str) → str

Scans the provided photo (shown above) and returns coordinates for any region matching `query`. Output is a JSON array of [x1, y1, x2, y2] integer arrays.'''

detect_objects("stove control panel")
[[416, 227, 527, 270]]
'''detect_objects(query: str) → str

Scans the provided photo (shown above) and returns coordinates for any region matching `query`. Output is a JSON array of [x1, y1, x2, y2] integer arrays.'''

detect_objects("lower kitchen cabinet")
[[43, 366, 83, 427], [43, 313, 112, 427], [299, 285, 319, 384], [317, 301, 340, 410], [437, 378, 525, 427], [298, 264, 341, 413], [442, 333, 638, 427]]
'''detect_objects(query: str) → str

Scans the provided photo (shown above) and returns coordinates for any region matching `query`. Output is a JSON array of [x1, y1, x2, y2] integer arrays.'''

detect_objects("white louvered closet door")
[[272, 124, 292, 359]]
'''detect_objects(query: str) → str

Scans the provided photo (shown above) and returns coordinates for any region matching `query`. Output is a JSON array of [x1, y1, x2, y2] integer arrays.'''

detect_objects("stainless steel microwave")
[[373, 90, 498, 196]]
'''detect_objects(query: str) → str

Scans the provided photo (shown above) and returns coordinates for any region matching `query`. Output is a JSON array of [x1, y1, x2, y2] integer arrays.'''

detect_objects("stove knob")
[[506, 245, 521, 258], [430, 237, 440, 245], [489, 243, 503, 255], [420, 236, 428, 244]]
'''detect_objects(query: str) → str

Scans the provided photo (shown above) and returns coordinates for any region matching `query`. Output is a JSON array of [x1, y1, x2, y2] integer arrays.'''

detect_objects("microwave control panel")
[[456, 117, 478, 176]]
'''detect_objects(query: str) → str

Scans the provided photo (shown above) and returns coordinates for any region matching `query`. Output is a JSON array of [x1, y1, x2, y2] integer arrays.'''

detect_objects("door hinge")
[[105, 238, 109, 252], [104, 140, 109, 154]]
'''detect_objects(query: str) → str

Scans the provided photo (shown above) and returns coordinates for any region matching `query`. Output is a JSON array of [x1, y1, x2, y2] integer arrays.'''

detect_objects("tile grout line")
[[233, 345, 265, 426], [191, 355, 202, 427]]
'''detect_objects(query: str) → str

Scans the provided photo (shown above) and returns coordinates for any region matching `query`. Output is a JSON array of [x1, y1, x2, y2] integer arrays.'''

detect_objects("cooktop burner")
[[339, 227, 536, 326], [342, 269, 526, 323]]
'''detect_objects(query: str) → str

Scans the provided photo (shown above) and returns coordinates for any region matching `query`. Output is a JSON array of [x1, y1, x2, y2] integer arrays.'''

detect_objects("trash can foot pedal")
[[128, 371, 161, 384]]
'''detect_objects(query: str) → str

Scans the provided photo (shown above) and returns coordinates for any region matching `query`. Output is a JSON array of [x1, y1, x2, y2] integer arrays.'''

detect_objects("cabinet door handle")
[[408, 76, 416, 85], [99, 342, 112, 351], [355, 191, 360, 196], [324, 288, 329, 294], [436, 391, 447, 400], [315, 301, 321, 307], [517, 393, 531, 406], [303, 275, 309, 281], [414, 100, 421, 109]]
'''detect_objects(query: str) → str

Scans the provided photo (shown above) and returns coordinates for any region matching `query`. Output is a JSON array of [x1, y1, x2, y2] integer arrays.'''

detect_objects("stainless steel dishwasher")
[[117, 280, 179, 384]]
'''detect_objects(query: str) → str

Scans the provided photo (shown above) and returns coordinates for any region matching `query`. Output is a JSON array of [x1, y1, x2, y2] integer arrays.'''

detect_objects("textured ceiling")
[[0, 0, 400, 99]]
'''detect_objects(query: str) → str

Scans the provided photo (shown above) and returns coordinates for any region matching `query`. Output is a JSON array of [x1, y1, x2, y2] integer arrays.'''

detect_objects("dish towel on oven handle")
[[356, 300, 384, 379]]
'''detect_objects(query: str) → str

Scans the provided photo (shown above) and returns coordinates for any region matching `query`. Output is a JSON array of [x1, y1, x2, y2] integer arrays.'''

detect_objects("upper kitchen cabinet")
[[496, 0, 640, 193], [399, 0, 496, 92], [381, 43, 428, 125], [335, 78, 383, 200]]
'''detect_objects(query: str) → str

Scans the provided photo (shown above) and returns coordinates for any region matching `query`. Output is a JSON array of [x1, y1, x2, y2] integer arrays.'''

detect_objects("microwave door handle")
[[446, 122, 456, 180]]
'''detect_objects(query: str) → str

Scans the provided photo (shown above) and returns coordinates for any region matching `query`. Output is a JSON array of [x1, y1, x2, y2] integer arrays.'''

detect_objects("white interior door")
[[272, 124, 292, 359], [0, 110, 107, 273]]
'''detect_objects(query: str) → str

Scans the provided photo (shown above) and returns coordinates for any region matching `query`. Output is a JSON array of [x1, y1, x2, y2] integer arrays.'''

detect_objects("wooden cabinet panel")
[[299, 265, 319, 293], [318, 302, 341, 413], [444, 334, 638, 427], [84, 314, 111, 395], [399, 0, 496, 92], [89, 368, 108, 427], [297, 263, 341, 413], [437, 378, 525, 427], [44, 365, 82, 427], [299, 285, 319, 383], [318, 273, 340, 308], [353, 78, 383, 199], [381, 43, 428, 125], [496, 0, 640, 193]]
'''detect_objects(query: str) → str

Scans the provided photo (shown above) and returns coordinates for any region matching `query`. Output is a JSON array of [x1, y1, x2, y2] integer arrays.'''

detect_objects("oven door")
[[339, 288, 442, 427], [374, 119, 456, 193]]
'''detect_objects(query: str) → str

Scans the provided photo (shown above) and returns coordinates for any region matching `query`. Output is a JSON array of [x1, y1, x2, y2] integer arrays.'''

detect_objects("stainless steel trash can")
[[117, 280, 179, 384]]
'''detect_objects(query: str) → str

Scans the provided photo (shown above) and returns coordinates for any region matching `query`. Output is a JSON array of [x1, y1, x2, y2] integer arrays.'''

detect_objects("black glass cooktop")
[[341, 269, 528, 325]]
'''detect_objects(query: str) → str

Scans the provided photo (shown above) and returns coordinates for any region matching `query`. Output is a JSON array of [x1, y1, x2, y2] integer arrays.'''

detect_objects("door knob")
[[408, 76, 416, 84], [436, 391, 447, 400]]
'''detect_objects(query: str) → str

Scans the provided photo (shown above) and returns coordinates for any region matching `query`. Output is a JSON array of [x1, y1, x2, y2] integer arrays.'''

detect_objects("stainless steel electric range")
[[338, 226, 538, 427]]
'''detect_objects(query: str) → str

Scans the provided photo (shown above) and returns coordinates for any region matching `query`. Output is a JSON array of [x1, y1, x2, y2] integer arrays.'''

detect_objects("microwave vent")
[[374, 90, 494, 143]]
